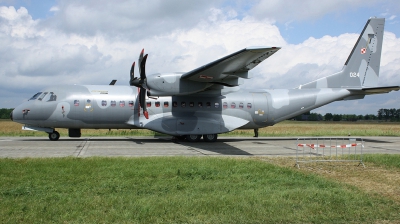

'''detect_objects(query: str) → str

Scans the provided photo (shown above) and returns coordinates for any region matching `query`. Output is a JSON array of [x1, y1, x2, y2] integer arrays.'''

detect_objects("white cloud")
[[49, 6, 59, 12]]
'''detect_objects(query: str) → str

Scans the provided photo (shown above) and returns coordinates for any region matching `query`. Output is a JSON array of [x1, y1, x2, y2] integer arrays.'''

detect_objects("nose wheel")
[[49, 131, 60, 141]]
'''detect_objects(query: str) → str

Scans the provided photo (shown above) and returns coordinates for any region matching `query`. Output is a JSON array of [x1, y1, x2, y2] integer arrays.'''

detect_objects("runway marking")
[[73, 138, 91, 157]]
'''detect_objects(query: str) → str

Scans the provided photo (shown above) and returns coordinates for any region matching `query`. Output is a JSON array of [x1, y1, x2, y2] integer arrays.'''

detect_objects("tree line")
[[0, 108, 13, 119], [294, 108, 400, 122]]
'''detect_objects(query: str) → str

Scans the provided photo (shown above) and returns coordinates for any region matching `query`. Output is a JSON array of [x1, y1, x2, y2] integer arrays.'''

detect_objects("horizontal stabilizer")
[[348, 86, 400, 94]]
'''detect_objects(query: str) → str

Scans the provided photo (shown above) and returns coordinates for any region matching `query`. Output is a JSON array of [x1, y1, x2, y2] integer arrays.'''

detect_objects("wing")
[[181, 47, 280, 87]]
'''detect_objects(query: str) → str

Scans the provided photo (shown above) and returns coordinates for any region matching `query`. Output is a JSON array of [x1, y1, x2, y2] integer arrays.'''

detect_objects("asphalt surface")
[[0, 136, 399, 158]]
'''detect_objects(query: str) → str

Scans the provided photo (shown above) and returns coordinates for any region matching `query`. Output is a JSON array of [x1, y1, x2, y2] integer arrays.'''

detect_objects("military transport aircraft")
[[10, 17, 400, 141]]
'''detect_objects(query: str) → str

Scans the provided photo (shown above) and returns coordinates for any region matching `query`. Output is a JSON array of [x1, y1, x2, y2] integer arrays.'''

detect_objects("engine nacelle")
[[146, 73, 210, 96]]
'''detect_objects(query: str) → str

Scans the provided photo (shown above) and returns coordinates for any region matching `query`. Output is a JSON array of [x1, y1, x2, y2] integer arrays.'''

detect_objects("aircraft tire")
[[176, 136, 186, 141], [185, 134, 202, 142], [203, 134, 217, 142], [49, 131, 60, 141]]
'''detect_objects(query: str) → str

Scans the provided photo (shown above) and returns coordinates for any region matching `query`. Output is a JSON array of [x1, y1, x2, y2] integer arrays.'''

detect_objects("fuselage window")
[[198, 102, 203, 107], [206, 102, 211, 108], [155, 102, 160, 107], [173, 101, 177, 107], [231, 102, 236, 108], [147, 102, 151, 107], [74, 100, 80, 106], [215, 102, 220, 108], [181, 102, 186, 108], [189, 102, 194, 107], [29, 92, 42, 101], [247, 103, 252, 109], [164, 102, 169, 107], [129, 101, 134, 107], [120, 101, 125, 107], [102, 100, 107, 106], [111, 101, 116, 107], [223, 102, 228, 109], [239, 102, 244, 109]]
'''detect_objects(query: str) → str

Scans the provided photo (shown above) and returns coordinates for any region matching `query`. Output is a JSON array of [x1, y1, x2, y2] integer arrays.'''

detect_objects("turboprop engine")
[[145, 73, 210, 96]]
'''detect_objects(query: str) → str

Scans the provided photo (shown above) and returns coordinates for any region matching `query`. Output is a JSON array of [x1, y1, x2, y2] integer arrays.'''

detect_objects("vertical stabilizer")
[[300, 18, 385, 89], [343, 17, 385, 87]]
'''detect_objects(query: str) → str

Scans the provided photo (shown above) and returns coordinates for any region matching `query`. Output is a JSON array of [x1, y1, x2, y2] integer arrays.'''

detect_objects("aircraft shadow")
[[177, 141, 252, 155], [125, 136, 252, 155]]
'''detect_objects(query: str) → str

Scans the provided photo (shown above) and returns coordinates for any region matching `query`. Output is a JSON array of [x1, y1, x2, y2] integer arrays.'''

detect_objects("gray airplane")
[[10, 17, 400, 141]]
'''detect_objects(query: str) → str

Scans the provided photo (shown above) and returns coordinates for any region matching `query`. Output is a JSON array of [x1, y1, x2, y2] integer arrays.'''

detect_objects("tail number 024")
[[349, 72, 360, 77]]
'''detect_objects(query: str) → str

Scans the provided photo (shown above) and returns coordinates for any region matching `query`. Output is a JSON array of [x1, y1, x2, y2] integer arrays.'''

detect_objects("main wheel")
[[185, 134, 202, 142], [49, 131, 60, 141], [203, 134, 217, 142]]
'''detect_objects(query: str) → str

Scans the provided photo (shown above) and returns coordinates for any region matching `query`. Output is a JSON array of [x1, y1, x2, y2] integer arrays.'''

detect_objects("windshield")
[[28, 91, 57, 101], [37, 92, 48, 101], [42, 92, 57, 101], [29, 92, 42, 101]]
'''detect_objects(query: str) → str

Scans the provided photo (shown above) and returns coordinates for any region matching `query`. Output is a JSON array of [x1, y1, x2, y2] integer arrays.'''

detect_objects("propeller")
[[129, 49, 149, 119], [129, 61, 136, 86]]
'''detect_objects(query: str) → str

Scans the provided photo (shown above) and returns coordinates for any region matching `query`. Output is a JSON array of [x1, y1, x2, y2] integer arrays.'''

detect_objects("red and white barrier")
[[297, 143, 363, 149]]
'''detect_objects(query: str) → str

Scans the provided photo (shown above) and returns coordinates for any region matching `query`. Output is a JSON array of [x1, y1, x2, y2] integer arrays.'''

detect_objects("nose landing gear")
[[49, 131, 60, 141]]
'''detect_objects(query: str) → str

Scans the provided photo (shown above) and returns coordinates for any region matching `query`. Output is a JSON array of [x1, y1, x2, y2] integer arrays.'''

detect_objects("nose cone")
[[12, 101, 33, 124]]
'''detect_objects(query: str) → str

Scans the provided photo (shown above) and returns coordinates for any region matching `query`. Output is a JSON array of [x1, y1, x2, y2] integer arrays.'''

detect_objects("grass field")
[[1, 156, 400, 223], [1, 119, 400, 137]]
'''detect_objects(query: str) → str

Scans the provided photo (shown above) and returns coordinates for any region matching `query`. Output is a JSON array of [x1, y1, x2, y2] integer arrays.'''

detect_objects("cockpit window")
[[38, 92, 48, 101], [45, 92, 57, 101], [29, 92, 42, 101]]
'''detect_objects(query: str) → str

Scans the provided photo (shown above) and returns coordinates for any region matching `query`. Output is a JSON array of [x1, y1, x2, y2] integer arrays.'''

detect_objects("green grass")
[[362, 154, 400, 169], [1, 157, 399, 223]]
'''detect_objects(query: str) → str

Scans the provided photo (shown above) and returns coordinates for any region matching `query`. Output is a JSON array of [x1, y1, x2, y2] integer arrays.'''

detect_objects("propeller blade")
[[139, 87, 149, 119], [139, 54, 148, 80], [129, 61, 136, 86], [138, 49, 144, 76]]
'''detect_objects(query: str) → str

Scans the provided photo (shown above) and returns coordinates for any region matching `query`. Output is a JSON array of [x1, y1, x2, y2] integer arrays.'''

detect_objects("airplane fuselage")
[[12, 84, 353, 136]]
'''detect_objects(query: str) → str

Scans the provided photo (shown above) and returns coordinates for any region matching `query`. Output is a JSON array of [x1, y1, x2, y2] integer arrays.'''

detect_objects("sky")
[[0, 0, 400, 115]]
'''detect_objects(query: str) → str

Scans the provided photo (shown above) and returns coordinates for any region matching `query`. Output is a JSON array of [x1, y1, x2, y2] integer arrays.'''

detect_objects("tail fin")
[[300, 17, 385, 89]]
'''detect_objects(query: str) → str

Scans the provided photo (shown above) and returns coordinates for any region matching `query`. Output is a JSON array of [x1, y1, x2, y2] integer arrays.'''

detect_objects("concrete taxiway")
[[0, 136, 399, 158]]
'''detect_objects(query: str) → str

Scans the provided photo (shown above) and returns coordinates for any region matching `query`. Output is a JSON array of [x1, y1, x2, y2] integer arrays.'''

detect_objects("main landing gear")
[[48, 131, 60, 141], [182, 134, 218, 142]]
